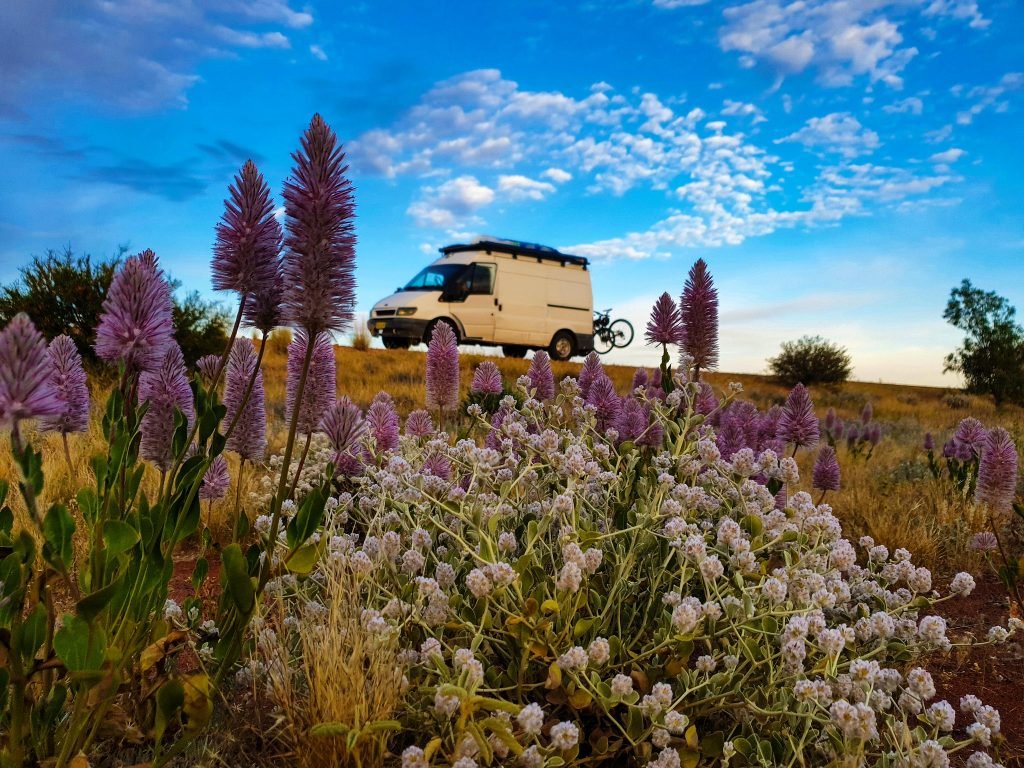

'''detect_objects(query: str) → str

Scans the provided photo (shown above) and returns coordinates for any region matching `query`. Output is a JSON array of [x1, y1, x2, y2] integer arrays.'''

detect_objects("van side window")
[[468, 263, 495, 295]]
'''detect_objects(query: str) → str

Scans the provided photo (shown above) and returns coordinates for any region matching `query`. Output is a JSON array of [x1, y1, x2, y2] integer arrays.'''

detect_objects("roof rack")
[[440, 239, 589, 268]]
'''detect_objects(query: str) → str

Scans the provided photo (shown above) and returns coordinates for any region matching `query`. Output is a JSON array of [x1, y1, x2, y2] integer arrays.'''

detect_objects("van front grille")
[[374, 309, 396, 317]]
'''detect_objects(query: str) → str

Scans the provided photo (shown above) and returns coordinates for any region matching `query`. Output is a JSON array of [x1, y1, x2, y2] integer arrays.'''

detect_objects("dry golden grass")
[[3, 342, 1022, 569], [258, 561, 404, 768]]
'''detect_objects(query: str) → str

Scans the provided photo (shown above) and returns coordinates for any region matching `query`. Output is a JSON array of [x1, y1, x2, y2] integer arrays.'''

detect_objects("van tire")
[[549, 331, 576, 361], [502, 345, 528, 358], [424, 318, 459, 345]]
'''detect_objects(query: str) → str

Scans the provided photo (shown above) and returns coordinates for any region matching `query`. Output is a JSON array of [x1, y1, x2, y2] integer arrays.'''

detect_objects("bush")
[[768, 335, 852, 386], [239, 371, 1014, 768], [0, 246, 229, 366], [350, 318, 372, 352]]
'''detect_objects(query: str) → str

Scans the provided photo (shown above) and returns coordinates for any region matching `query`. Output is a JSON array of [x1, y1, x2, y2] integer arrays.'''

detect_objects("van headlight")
[[397, 307, 418, 316]]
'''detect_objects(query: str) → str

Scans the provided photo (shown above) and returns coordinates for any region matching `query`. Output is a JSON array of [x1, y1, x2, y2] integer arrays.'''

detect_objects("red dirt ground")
[[931, 572, 1023, 767]]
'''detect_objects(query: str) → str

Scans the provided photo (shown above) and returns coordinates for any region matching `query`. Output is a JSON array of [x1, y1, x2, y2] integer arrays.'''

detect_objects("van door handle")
[[493, 298, 499, 306]]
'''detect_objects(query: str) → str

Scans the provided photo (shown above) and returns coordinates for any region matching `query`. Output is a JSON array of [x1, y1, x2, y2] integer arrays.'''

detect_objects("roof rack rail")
[[440, 239, 589, 268]]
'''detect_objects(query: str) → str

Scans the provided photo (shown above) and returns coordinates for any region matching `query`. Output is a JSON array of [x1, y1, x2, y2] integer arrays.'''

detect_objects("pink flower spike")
[[426, 322, 459, 415], [40, 334, 90, 435], [0, 314, 63, 431]]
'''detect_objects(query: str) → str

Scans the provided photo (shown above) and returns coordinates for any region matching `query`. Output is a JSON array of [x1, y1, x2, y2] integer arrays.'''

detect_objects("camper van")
[[369, 237, 594, 360]]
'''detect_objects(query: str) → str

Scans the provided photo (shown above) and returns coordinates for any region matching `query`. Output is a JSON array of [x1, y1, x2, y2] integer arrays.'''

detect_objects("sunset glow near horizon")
[[1, 0, 1022, 386]]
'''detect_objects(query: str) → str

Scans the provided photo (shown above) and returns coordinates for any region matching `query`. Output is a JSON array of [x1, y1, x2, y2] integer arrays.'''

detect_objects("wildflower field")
[[0, 116, 1022, 768]]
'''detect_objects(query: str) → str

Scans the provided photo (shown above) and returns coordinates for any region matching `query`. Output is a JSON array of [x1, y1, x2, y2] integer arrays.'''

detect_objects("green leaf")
[[17, 602, 47, 663], [191, 557, 209, 591], [287, 483, 329, 549], [0, 505, 12, 538], [102, 520, 139, 559], [53, 614, 106, 673], [701, 730, 725, 758], [42, 503, 75, 570], [76, 577, 124, 622], [76, 488, 99, 525], [286, 541, 323, 576], [221, 543, 255, 616], [309, 722, 351, 738], [155, 679, 185, 741], [234, 509, 250, 541]]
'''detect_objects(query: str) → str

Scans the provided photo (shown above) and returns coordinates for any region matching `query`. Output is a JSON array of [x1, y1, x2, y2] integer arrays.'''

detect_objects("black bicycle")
[[593, 309, 634, 354]]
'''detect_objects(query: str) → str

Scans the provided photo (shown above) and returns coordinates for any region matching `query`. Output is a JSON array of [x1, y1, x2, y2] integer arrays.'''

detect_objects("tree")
[[943, 279, 1024, 406], [0, 247, 230, 367], [768, 335, 852, 386]]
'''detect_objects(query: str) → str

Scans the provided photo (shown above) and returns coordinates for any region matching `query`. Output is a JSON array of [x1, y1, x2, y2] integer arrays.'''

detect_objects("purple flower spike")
[[866, 423, 882, 447], [0, 314, 63, 431], [527, 351, 555, 401], [367, 391, 400, 454], [224, 339, 267, 461], [860, 402, 873, 425], [426, 322, 460, 415], [139, 343, 194, 471], [812, 445, 841, 492], [824, 407, 838, 433], [969, 531, 998, 552], [199, 455, 230, 501], [320, 396, 366, 458], [213, 160, 283, 300], [586, 374, 621, 433], [631, 368, 649, 393], [471, 361, 503, 395], [679, 258, 719, 376], [95, 250, 174, 372], [40, 334, 90, 435], [196, 354, 222, 386], [645, 292, 683, 346], [778, 383, 819, 450], [636, 406, 664, 448], [578, 352, 604, 400], [281, 114, 357, 337], [975, 427, 1018, 515], [615, 397, 647, 444], [286, 332, 337, 435], [923, 432, 934, 451], [954, 417, 988, 456], [405, 409, 435, 437], [695, 381, 719, 417], [422, 453, 452, 481]]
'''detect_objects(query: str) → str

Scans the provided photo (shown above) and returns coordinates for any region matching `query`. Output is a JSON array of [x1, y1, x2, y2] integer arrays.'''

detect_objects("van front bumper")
[[368, 317, 429, 342]]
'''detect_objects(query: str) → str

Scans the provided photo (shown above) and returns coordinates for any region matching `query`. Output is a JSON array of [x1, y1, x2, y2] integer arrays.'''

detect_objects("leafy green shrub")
[[768, 335, 852, 387], [0, 246, 229, 367]]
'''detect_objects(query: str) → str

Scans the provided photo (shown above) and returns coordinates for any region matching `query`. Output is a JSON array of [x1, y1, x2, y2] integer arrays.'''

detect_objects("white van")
[[369, 237, 594, 360]]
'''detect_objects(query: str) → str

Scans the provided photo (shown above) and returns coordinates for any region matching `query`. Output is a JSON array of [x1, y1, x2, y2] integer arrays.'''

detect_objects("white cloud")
[[882, 96, 923, 115], [929, 147, 964, 164], [309, 44, 327, 61], [212, 27, 291, 49], [955, 72, 1024, 125], [923, 0, 989, 29], [497, 174, 556, 201], [778, 113, 879, 158], [721, 99, 767, 123], [407, 175, 495, 228], [652, 0, 711, 6], [925, 124, 953, 143], [713, 1, 985, 90], [542, 167, 573, 183]]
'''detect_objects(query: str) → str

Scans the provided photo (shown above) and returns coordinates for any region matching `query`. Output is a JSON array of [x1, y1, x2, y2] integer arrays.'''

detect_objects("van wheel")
[[502, 345, 527, 358], [425, 319, 459, 345], [549, 331, 576, 361]]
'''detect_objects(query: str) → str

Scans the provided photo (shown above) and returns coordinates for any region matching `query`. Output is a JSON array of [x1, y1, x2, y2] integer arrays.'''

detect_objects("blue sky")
[[1, 0, 1022, 385]]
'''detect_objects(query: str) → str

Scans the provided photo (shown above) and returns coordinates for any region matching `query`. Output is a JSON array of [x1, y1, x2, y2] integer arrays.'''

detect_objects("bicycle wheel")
[[610, 319, 634, 348], [594, 330, 615, 354]]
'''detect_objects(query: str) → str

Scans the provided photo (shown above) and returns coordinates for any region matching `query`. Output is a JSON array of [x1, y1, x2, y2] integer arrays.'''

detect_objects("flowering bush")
[[243, 346, 1018, 766]]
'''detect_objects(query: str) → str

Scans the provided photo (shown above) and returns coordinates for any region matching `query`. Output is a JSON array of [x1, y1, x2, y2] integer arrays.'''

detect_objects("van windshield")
[[400, 264, 467, 291]]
